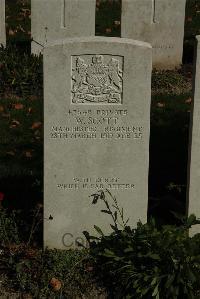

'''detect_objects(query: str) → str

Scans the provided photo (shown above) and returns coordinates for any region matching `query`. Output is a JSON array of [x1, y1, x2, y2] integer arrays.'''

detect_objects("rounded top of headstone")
[[44, 36, 152, 50]]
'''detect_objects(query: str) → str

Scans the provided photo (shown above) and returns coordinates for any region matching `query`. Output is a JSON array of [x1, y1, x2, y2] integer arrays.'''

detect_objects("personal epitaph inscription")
[[71, 55, 123, 104], [44, 37, 152, 249]]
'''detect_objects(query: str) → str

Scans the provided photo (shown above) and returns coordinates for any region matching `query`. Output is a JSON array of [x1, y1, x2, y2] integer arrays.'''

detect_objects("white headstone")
[[121, 0, 152, 44], [187, 36, 200, 235], [44, 36, 152, 249], [0, 0, 6, 46], [121, 0, 186, 69], [31, 0, 96, 54]]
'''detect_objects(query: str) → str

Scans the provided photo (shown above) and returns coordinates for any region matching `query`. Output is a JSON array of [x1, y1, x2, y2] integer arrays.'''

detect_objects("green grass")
[[0, 246, 101, 298], [149, 93, 192, 223], [6, 0, 31, 43], [152, 67, 192, 95], [0, 206, 102, 298], [185, 0, 200, 41], [151, 93, 192, 120], [96, 0, 121, 37], [0, 97, 43, 179]]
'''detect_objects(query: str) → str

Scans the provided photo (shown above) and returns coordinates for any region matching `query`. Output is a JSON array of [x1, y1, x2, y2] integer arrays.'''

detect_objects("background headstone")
[[121, 0, 186, 69], [44, 36, 152, 249], [0, 0, 6, 46], [31, 0, 96, 54], [187, 36, 200, 235]]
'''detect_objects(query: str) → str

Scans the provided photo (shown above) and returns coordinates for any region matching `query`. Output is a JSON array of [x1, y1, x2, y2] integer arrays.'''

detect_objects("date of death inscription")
[[50, 109, 143, 140]]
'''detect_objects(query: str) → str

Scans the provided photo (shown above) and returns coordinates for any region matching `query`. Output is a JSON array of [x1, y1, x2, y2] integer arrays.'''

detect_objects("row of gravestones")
[[0, 0, 199, 248], [32, 0, 186, 70], [0, 0, 186, 69]]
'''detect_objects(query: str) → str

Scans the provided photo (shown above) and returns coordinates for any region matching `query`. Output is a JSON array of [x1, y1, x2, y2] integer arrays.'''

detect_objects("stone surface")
[[121, 0, 186, 69], [121, 0, 153, 44], [187, 36, 200, 235], [44, 37, 152, 249], [31, 0, 96, 54], [0, 0, 6, 46]]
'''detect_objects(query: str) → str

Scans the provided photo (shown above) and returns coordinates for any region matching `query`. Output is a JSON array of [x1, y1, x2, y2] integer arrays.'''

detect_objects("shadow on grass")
[[148, 93, 192, 225]]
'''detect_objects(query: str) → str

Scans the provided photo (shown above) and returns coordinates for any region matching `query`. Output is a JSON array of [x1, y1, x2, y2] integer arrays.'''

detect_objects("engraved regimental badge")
[[71, 55, 123, 104]]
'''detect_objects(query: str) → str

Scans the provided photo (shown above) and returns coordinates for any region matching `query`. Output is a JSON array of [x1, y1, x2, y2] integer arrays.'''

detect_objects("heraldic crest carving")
[[71, 54, 123, 104]]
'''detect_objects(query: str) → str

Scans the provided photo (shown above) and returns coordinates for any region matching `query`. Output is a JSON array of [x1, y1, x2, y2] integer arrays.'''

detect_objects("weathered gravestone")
[[44, 36, 152, 249], [31, 0, 96, 54], [0, 0, 6, 46], [121, 0, 186, 69], [187, 36, 200, 235]]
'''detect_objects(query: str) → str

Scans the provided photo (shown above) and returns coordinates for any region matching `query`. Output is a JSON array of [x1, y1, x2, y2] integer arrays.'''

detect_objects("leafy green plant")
[[85, 190, 200, 299]]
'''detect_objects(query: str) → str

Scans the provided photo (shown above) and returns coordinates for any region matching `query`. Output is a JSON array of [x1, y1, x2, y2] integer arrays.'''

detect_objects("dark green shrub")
[[0, 45, 43, 98], [85, 190, 200, 299]]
